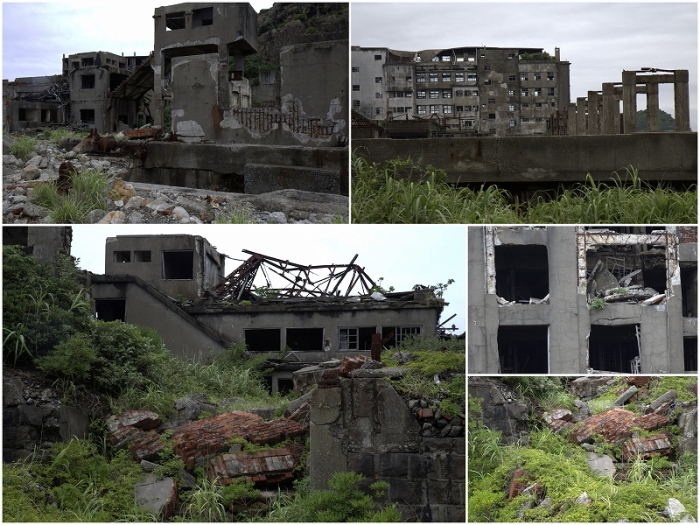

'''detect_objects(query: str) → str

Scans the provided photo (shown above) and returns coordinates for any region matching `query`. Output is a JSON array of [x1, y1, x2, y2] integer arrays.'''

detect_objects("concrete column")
[[567, 103, 577, 135], [576, 97, 587, 135], [646, 83, 660, 132], [673, 69, 690, 131], [602, 83, 617, 135], [587, 91, 600, 135], [309, 386, 346, 491], [622, 70, 637, 134]]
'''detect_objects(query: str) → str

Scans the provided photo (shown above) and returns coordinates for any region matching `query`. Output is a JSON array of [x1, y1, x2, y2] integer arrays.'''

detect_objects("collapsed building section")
[[89, 234, 447, 392], [468, 226, 697, 374]]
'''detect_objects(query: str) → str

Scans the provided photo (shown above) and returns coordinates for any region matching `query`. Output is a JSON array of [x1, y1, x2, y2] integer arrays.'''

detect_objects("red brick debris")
[[621, 433, 672, 460], [338, 355, 370, 376], [626, 376, 658, 387], [567, 408, 671, 445], [208, 443, 305, 486]]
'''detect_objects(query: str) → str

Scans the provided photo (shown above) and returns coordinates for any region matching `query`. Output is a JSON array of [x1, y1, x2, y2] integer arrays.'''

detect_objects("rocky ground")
[[3, 132, 349, 225]]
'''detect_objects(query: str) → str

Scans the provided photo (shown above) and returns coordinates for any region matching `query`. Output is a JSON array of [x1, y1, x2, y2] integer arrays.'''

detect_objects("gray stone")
[[349, 366, 406, 379], [135, 474, 178, 518], [283, 390, 313, 418], [586, 452, 615, 478], [3, 377, 25, 407], [86, 209, 107, 224], [613, 386, 638, 406], [173, 393, 216, 424], [647, 390, 678, 413], [25, 155, 44, 168], [20, 164, 41, 180], [140, 460, 158, 472], [247, 407, 276, 420], [3, 154, 19, 165], [663, 498, 695, 522]]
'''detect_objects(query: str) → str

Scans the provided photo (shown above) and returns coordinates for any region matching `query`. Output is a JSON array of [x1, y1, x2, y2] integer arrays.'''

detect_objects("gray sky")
[[2, 1, 274, 80], [352, 2, 698, 130], [71, 224, 466, 333]]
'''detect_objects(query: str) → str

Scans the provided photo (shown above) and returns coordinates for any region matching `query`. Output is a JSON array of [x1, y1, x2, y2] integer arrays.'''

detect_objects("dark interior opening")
[[192, 7, 213, 27], [245, 329, 281, 352], [495, 245, 549, 302], [81, 75, 95, 89], [18, 108, 27, 121], [497, 325, 548, 373], [80, 109, 95, 124], [589, 324, 640, 373], [114, 250, 131, 263], [286, 328, 323, 352], [134, 250, 151, 263], [276, 378, 294, 395], [95, 299, 126, 322], [684, 337, 697, 372], [681, 266, 697, 317], [165, 11, 186, 30], [162, 251, 194, 280], [110, 73, 128, 91], [641, 266, 667, 294], [341, 327, 377, 351]]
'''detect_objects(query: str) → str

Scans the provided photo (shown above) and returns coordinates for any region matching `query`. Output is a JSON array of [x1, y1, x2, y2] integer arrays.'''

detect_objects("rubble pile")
[[587, 263, 665, 306], [3, 132, 348, 224]]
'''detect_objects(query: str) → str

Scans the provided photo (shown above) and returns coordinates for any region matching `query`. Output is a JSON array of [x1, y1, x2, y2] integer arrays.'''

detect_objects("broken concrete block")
[[135, 474, 178, 519], [586, 453, 615, 478], [613, 385, 638, 406], [663, 498, 695, 522], [542, 408, 573, 425], [106, 410, 162, 433], [647, 390, 677, 414]]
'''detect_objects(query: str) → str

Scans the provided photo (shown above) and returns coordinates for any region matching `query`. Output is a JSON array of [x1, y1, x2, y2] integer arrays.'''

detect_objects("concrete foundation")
[[354, 132, 697, 184]]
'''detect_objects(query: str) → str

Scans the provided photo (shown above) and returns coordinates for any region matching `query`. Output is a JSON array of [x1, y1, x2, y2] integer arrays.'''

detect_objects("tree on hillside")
[[637, 109, 676, 131]]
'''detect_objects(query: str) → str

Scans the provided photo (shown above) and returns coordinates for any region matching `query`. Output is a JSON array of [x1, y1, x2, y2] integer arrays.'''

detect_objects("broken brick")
[[508, 469, 534, 499], [543, 408, 572, 425], [338, 355, 370, 376], [106, 410, 162, 433], [416, 408, 434, 420], [569, 408, 671, 445], [621, 433, 672, 460], [207, 443, 305, 487]]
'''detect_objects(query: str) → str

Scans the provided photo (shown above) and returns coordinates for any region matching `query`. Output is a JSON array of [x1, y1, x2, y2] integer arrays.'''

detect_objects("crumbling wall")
[[309, 378, 464, 522]]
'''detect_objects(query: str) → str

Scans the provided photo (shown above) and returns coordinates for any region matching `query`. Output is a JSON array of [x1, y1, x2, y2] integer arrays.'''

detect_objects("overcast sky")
[[71, 224, 466, 334], [352, 2, 697, 130], [2, 1, 274, 80]]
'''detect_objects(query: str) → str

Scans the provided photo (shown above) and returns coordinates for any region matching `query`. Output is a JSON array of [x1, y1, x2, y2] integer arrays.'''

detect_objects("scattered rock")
[[134, 474, 178, 519]]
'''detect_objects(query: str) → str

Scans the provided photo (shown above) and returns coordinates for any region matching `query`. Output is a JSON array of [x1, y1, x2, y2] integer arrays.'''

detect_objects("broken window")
[[192, 7, 213, 27], [547, 72, 555, 81], [495, 245, 549, 303], [114, 251, 131, 263], [429, 73, 438, 83], [442, 73, 451, 82], [81, 75, 95, 89], [339, 327, 376, 351], [455, 72, 464, 82], [134, 250, 151, 263], [589, 325, 640, 373], [286, 328, 323, 352], [80, 109, 95, 124], [374, 54, 382, 60], [429, 90, 439, 99], [245, 329, 281, 352], [684, 337, 697, 372], [681, 266, 697, 317], [81, 57, 94, 67], [416, 73, 425, 83], [165, 11, 186, 30], [497, 326, 548, 373], [443, 105, 452, 114], [381, 326, 421, 348], [162, 251, 194, 280], [375, 77, 382, 84], [18, 108, 27, 121], [95, 299, 126, 322]]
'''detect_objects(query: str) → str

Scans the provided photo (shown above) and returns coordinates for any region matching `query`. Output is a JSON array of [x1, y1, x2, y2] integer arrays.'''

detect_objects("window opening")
[[245, 329, 281, 352], [684, 337, 697, 372], [134, 250, 151, 263], [165, 11, 186, 30], [381, 326, 421, 348], [114, 251, 131, 263], [681, 266, 697, 317], [286, 328, 323, 352], [81, 75, 95, 89], [495, 245, 549, 302], [80, 109, 95, 124], [95, 299, 126, 322], [192, 7, 213, 27], [81, 57, 94, 67], [498, 326, 548, 373], [162, 250, 194, 280], [339, 327, 376, 351], [589, 324, 640, 373]]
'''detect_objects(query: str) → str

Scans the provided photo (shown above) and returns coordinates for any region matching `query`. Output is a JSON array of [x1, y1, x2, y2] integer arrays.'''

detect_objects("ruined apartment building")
[[62, 51, 151, 133], [89, 235, 443, 392], [468, 226, 697, 374], [152, 3, 348, 146], [351, 46, 570, 136]]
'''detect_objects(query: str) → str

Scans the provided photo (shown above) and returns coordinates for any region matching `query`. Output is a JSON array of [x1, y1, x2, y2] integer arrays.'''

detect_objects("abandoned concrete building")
[[87, 234, 445, 393], [351, 46, 570, 137], [468, 226, 698, 374], [3, 76, 68, 131]]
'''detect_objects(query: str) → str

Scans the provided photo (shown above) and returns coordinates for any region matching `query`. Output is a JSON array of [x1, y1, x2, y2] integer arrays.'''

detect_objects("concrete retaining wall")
[[354, 132, 697, 184], [130, 142, 348, 195], [309, 378, 465, 522]]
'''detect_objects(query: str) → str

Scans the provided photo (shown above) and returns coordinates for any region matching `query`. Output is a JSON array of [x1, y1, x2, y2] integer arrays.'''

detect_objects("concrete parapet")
[[243, 164, 342, 195], [354, 133, 697, 184]]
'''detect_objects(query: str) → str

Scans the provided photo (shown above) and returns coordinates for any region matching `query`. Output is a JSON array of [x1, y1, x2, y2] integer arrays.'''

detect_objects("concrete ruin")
[[468, 226, 697, 374], [88, 234, 446, 391]]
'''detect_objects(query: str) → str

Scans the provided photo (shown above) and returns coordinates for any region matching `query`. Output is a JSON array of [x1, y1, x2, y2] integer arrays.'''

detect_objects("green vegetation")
[[520, 51, 555, 61], [351, 156, 697, 224], [44, 128, 88, 144], [242, 54, 278, 84], [9, 135, 38, 160], [637, 109, 676, 131], [31, 168, 110, 223], [469, 377, 698, 522], [214, 205, 256, 224]]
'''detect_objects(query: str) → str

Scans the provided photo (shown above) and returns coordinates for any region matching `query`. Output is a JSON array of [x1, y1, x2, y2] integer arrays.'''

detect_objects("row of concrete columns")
[[567, 69, 690, 135]]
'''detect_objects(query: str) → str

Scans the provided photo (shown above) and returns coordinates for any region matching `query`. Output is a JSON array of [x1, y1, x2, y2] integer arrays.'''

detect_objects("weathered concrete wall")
[[354, 133, 697, 183], [309, 378, 465, 522], [130, 142, 348, 195], [105, 235, 225, 300], [468, 226, 691, 374], [468, 378, 530, 444], [89, 275, 227, 359]]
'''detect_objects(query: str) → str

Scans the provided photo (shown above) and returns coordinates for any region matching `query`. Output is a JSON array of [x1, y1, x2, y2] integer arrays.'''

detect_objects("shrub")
[[9, 135, 37, 160], [32, 168, 109, 223]]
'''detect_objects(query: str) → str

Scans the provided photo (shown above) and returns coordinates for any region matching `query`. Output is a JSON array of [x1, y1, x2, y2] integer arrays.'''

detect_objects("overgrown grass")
[[351, 155, 697, 224], [9, 135, 38, 160], [31, 168, 110, 223], [44, 128, 88, 144], [214, 205, 256, 224]]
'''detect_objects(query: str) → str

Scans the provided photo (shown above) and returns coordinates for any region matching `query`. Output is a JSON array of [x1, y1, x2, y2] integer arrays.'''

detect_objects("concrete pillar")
[[588, 91, 600, 135], [576, 97, 587, 135], [309, 386, 346, 491], [673, 69, 690, 131], [622, 70, 637, 134], [602, 83, 617, 135], [567, 102, 577, 136], [646, 83, 660, 132]]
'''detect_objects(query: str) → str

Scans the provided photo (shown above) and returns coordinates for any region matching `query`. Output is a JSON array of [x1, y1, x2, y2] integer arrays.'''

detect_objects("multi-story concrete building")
[[62, 51, 151, 132], [468, 226, 697, 374], [352, 46, 570, 136]]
